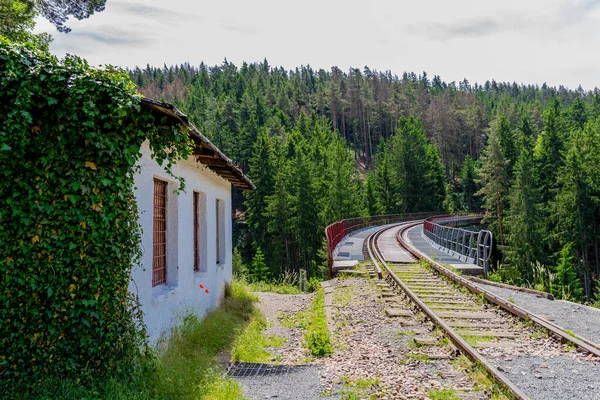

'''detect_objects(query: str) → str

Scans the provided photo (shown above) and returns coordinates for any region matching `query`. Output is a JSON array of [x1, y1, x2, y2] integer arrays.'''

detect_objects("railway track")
[[365, 221, 600, 400]]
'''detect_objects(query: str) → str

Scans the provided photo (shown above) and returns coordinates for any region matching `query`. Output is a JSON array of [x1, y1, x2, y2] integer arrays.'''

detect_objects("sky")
[[34, 0, 600, 90]]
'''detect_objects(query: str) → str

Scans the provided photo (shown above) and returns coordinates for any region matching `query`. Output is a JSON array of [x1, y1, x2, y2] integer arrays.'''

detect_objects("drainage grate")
[[343, 241, 354, 246], [226, 362, 308, 378], [338, 252, 350, 257]]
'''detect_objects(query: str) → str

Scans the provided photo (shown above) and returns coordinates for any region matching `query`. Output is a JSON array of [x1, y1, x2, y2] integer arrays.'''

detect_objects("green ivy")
[[0, 38, 192, 393]]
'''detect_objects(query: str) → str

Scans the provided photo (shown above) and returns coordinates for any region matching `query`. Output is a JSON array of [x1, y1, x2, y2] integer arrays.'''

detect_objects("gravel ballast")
[[474, 282, 600, 345], [494, 354, 600, 400]]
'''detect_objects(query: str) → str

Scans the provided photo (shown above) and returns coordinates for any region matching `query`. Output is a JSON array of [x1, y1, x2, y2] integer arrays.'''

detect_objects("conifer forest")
[[131, 62, 600, 302]]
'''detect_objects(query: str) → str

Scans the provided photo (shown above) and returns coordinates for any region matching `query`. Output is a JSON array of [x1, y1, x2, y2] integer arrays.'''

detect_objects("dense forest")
[[129, 61, 600, 303]]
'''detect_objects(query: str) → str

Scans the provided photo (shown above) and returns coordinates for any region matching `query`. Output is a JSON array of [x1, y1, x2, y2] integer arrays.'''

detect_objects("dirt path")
[[253, 291, 314, 364]]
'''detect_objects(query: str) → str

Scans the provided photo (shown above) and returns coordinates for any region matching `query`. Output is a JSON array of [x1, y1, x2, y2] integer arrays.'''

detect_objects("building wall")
[[131, 141, 233, 344]]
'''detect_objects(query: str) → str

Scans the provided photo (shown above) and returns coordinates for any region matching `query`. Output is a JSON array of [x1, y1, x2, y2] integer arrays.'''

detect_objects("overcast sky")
[[34, 0, 600, 90]]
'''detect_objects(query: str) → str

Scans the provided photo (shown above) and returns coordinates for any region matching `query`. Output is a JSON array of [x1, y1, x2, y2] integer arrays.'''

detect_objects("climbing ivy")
[[0, 39, 192, 392]]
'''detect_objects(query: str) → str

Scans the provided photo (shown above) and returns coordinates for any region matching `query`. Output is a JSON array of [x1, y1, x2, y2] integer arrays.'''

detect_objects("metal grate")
[[193, 191, 199, 272], [226, 362, 308, 378], [153, 179, 167, 286]]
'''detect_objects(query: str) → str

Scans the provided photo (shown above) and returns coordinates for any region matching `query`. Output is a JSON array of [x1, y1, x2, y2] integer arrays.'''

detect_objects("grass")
[[23, 279, 260, 400], [508, 296, 515, 303], [401, 352, 433, 364], [303, 287, 333, 357], [428, 388, 461, 400], [457, 333, 495, 347], [244, 280, 303, 294], [333, 285, 353, 308], [450, 355, 512, 400], [339, 376, 380, 400], [231, 310, 287, 363]]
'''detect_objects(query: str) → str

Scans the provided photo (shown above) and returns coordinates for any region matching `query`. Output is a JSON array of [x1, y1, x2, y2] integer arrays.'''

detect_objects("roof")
[[141, 98, 254, 190]]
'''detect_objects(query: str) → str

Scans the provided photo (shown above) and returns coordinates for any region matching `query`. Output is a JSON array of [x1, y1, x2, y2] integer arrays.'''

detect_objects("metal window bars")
[[193, 192, 199, 272], [153, 179, 168, 286]]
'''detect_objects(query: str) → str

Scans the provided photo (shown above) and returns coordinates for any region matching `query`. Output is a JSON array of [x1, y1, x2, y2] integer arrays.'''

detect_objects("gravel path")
[[254, 291, 314, 364], [237, 366, 337, 400], [235, 291, 331, 400], [474, 282, 600, 345]]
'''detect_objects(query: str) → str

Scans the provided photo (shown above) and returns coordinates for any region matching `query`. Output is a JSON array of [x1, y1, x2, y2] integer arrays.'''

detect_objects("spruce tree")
[[251, 247, 270, 282], [504, 136, 545, 281], [495, 115, 517, 178], [365, 172, 384, 216], [460, 155, 479, 210], [245, 128, 276, 271], [535, 97, 566, 205], [554, 243, 583, 301], [476, 125, 509, 245]]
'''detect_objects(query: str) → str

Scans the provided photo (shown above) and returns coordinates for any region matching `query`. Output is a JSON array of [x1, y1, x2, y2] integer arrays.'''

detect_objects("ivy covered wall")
[[0, 39, 191, 391]]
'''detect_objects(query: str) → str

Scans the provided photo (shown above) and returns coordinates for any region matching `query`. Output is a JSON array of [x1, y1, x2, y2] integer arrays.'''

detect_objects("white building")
[[130, 99, 253, 343]]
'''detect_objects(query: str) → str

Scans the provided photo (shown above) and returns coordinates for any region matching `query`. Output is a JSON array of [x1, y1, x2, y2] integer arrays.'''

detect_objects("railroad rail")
[[365, 220, 600, 400]]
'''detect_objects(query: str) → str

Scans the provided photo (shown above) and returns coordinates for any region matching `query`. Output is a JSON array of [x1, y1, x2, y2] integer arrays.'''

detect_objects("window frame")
[[152, 178, 168, 287]]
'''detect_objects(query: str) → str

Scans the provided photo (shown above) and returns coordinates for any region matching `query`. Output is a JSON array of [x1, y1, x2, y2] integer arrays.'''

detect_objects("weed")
[[244, 280, 303, 294], [333, 285, 353, 307], [451, 355, 511, 400], [508, 296, 515, 304], [428, 388, 461, 400], [279, 312, 300, 328], [303, 288, 333, 357], [401, 352, 432, 364]]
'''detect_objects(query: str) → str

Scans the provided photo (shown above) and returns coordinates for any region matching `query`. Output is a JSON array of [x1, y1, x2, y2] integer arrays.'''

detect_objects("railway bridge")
[[324, 214, 600, 400]]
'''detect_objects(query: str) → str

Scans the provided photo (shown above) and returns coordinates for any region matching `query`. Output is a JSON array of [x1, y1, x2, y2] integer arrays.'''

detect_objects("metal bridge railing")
[[423, 215, 493, 277], [325, 212, 484, 277]]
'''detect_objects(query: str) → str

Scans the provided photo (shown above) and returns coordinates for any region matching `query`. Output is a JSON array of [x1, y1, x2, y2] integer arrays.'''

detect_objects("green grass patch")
[[245, 280, 303, 294], [303, 287, 333, 357], [231, 310, 287, 363], [450, 355, 512, 400], [428, 388, 461, 400], [339, 376, 380, 400], [333, 285, 353, 307]]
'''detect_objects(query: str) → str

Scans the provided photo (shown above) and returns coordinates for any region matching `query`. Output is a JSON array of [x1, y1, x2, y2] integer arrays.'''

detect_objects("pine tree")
[[364, 172, 384, 216], [554, 243, 583, 301], [460, 155, 479, 210], [535, 97, 566, 205], [504, 136, 545, 281], [245, 128, 276, 269], [376, 151, 399, 214], [495, 115, 517, 178], [477, 126, 509, 245], [251, 247, 269, 282]]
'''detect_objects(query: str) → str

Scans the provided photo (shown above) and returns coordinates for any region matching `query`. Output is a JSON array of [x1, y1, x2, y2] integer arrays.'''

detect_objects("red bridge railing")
[[326, 212, 487, 277], [325, 212, 439, 276]]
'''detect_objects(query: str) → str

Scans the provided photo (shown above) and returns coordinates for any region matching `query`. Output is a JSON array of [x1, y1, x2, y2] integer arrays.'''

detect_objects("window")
[[216, 199, 225, 264], [153, 178, 167, 286], [193, 191, 199, 272]]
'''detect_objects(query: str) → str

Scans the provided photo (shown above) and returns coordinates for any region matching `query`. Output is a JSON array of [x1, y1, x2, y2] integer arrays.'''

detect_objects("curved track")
[[365, 220, 600, 400]]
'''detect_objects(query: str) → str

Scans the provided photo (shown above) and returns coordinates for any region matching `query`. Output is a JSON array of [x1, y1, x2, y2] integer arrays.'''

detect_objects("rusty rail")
[[368, 221, 530, 400], [396, 222, 600, 358]]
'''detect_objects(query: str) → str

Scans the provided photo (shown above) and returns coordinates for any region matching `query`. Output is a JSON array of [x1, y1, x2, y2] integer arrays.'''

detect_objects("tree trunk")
[[496, 191, 504, 245]]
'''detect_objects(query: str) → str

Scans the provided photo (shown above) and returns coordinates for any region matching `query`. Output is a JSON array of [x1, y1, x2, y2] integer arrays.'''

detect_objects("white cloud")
[[34, 0, 600, 90]]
